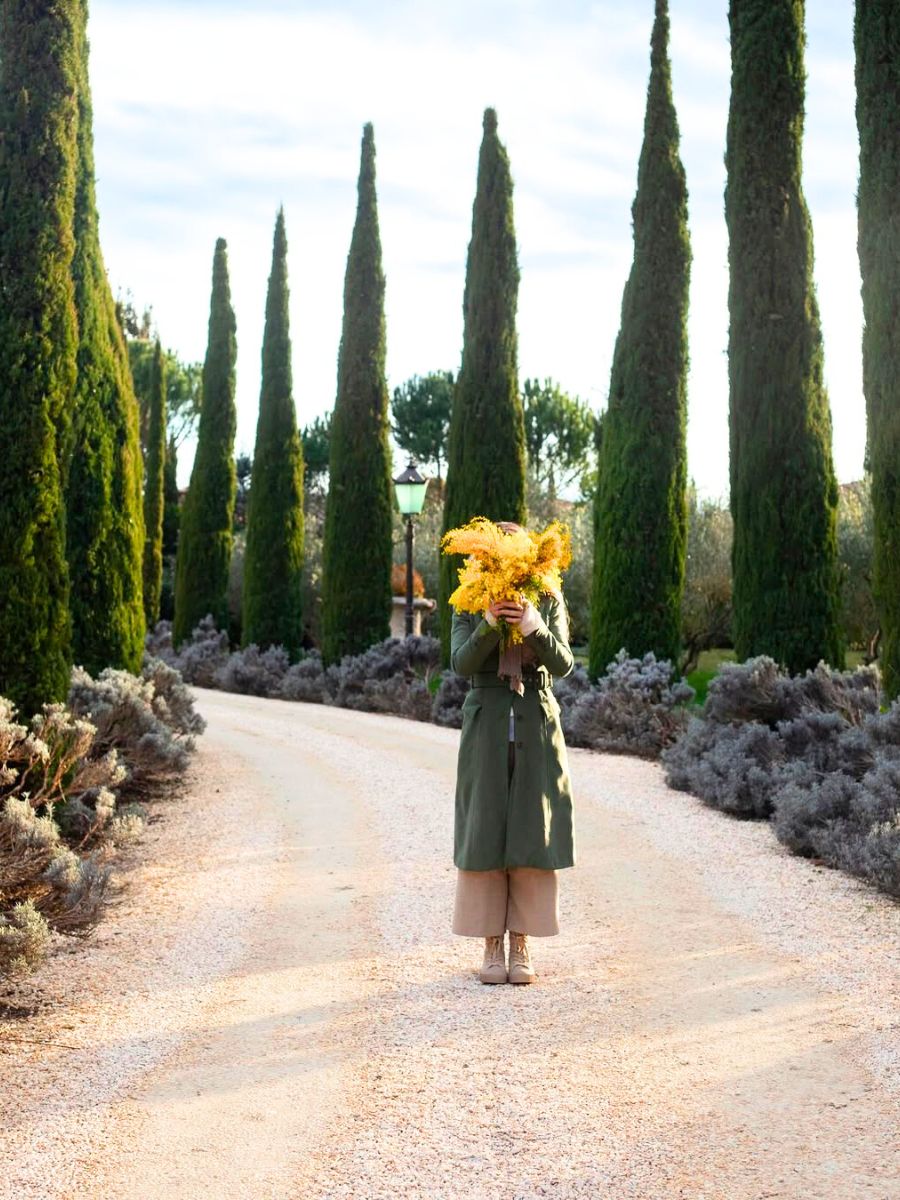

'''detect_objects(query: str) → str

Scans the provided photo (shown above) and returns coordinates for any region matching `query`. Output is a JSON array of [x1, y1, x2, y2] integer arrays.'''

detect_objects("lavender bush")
[[327, 636, 441, 712], [161, 615, 231, 686], [214, 643, 290, 697], [0, 797, 111, 976], [0, 653, 203, 981], [67, 660, 205, 798], [559, 652, 695, 758], [279, 651, 329, 704], [703, 657, 879, 727], [662, 655, 900, 897], [661, 656, 882, 814], [431, 671, 470, 728]]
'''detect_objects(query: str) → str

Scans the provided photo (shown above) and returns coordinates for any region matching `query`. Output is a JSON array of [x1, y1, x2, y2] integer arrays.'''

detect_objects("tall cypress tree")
[[320, 124, 393, 665], [242, 208, 305, 657], [162, 435, 180, 558], [160, 434, 180, 621], [726, 0, 843, 672], [66, 0, 145, 675], [855, 2, 900, 698], [173, 238, 237, 647], [439, 108, 525, 663], [589, 0, 691, 678], [142, 339, 166, 627], [0, 0, 80, 713]]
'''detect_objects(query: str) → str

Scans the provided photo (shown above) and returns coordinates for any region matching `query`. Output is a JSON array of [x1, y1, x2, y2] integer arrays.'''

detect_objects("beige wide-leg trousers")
[[452, 866, 560, 937]]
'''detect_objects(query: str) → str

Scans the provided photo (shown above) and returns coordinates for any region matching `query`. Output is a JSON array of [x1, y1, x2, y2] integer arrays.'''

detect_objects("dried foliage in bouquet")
[[440, 516, 572, 644]]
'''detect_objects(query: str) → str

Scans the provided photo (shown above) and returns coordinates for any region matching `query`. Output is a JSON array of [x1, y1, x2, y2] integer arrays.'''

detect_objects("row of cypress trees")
[[171, 112, 523, 671], [1, 2, 894, 708], [207, 0, 893, 694], [170, 130, 390, 668], [432, 0, 873, 688], [0, 0, 310, 711], [172, 213, 308, 661], [318, 110, 525, 668]]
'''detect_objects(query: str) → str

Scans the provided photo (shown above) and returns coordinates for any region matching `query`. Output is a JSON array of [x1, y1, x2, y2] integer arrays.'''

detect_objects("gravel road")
[[1, 688, 898, 1200]]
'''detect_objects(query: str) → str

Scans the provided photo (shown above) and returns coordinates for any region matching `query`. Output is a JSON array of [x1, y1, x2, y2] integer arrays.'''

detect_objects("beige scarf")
[[498, 635, 539, 695]]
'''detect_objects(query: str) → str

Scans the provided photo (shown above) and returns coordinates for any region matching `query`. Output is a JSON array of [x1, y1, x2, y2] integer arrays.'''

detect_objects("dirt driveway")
[[1, 689, 898, 1199]]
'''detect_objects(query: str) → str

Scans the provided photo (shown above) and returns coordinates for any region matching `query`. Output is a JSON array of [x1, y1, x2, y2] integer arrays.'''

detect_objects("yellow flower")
[[441, 516, 572, 643]]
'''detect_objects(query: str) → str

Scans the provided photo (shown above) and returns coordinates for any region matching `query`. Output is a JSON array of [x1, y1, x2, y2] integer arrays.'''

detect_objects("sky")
[[89, 0, 864, 501]]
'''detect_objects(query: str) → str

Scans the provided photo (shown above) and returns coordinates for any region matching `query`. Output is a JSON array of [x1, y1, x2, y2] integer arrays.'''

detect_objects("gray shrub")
[[213, 643, 290, 697], [278, 651, 329, 704], [165, 615, 231, 687], [0, 900, 50, 977], [142, 656, 207, 738], [770, 771, 862, 856], [68, 663, 203, 798], [832, 813, 900, 897], [327, 636, 441, 712], [561, 651, 695, 759], [670, 720, 782, 817], [431, 671, 469, 728], [702, 656, 879, 727], [0, 797, 111, 975], [663, 653, 900, 897]]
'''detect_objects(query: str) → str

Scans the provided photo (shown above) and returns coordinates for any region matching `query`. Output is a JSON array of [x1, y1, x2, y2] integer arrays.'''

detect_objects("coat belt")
[[471, 667, 552, 689]]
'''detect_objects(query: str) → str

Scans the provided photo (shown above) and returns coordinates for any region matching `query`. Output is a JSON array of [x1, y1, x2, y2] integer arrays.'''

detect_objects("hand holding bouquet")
[[440, 516, 572, 646]]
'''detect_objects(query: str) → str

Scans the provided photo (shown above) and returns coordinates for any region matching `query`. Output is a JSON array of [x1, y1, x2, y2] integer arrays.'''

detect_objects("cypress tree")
[[855, 2, 900, 698], [173, 238, 238, 647], [242, 208, 305, 658], [0, 0, 80, 713], [589, 0, 691, 678], [162, 435, 180, 557], [159, 435, 179, 621], [439, 108, 525, 663], [66, 0, 145, 675], [726, 0, 843, 672], [320, 124, 393, 665], [142, 339, 166, 627]]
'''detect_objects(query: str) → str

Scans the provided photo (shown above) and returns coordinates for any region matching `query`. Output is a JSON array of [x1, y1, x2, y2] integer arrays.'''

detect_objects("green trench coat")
[[451, 592, 576, 871]]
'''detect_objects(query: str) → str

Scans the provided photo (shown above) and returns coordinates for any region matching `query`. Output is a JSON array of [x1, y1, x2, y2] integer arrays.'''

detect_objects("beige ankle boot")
[[478, 935, 507, 984], [508, 931, 536, 984]]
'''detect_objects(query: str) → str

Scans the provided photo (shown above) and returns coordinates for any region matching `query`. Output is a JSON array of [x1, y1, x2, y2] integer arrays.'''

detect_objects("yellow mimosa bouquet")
[[440, 516, 572, 644]]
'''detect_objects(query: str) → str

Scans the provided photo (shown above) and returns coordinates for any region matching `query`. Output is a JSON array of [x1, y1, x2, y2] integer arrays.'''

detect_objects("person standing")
[[449, 521, 576, 984]]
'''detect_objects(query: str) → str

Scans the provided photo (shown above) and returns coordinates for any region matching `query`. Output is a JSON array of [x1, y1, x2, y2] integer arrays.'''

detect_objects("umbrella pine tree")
[[242, 208, 305, 658], [589, 0, 691, 677], [726, 0, 842, 671], [439, 108, 525, 663], [320, 124, 394, 665]]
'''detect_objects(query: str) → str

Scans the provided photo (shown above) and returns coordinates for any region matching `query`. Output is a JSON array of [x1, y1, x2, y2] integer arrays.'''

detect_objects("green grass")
[[695, 648, 737, 672]]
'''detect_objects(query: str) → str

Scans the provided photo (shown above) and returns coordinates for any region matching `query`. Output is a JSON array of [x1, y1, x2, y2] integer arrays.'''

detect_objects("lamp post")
[[393, 458, 429, 637]]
